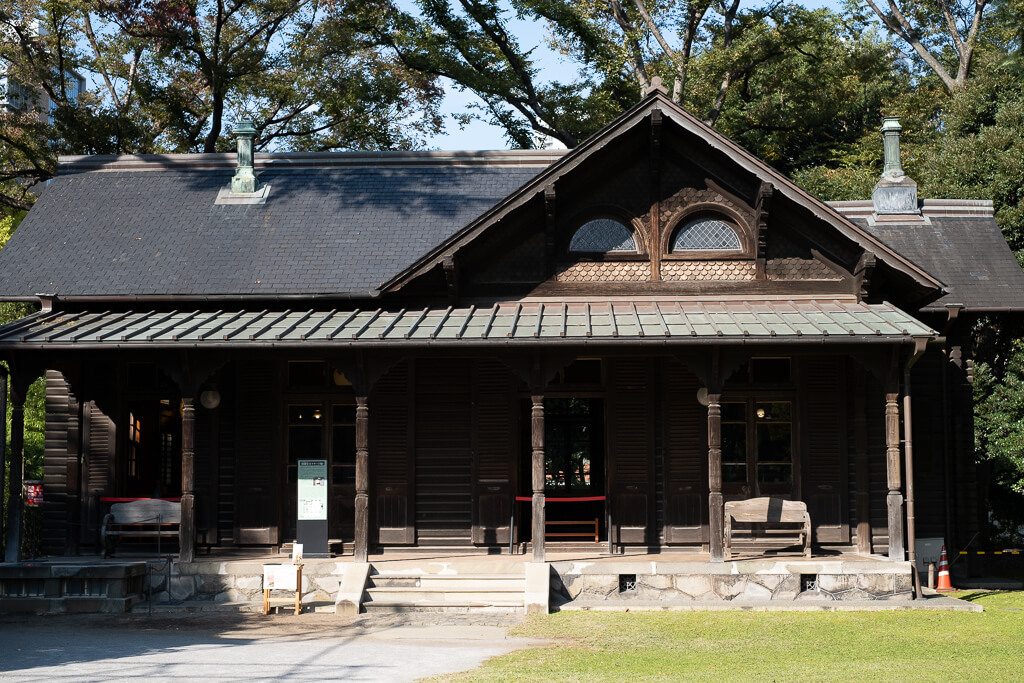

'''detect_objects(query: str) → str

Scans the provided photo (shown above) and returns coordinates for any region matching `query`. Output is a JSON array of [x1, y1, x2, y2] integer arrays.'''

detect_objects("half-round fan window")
[[568, 219, 637, 253], [672, 217, 741, 252]]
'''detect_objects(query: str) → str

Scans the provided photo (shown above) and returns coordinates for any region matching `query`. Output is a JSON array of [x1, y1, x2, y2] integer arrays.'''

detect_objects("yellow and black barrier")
[[958, 550, 1022, 555]]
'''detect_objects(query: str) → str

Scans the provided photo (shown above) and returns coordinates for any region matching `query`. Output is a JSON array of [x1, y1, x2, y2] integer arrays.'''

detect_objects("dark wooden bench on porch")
[[724, 497, 811, 560], [101, 499, 181, 557]]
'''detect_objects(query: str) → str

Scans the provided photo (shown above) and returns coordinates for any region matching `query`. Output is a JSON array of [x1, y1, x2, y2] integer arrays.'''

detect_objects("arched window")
[[672, 217, 741, 252], [569, 218, 637, 253]]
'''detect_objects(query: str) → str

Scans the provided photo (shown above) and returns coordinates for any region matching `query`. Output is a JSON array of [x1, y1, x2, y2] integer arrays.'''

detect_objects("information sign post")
[[297, 459, 329, 557]]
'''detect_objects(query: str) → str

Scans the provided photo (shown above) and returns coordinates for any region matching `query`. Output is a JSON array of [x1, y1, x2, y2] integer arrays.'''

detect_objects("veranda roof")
[[0, 299, 935, 350]]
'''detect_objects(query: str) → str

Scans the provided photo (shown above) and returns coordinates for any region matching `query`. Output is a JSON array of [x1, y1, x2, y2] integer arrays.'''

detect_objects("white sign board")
[[297, 459, 328, 521], [263, 564, 298, 591]]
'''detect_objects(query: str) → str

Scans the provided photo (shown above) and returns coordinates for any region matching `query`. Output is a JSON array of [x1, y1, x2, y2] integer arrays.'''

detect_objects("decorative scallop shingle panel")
[[661, 260, 756, 280], [556, 261, 651, 282], [766, 257, 843, 281]]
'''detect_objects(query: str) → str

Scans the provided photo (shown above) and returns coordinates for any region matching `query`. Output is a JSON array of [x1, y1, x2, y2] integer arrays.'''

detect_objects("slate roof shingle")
[[0, 163, 546, 299]]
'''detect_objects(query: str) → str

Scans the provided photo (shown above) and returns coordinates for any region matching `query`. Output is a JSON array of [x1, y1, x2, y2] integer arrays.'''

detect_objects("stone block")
[[640, 574, 673, 591], [235, 576, 263, 592], [817, 574, 852, 593], [168, 576, 197, 601], [712, 575, 744, 600], [856, 573, 893, 595], [199, 574, 230, 595], [894, 573, 912, 592], [749, 574, 783, 591], [832, 588, 870, 600], [738, 581, 773, 601], [772, 575, 801, 600], [674, 575, 712, 598]]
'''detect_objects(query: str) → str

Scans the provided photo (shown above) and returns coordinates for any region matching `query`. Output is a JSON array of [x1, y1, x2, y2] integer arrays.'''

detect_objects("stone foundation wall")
[[551, 560, 914, 602], [145, 560, 345, 607]]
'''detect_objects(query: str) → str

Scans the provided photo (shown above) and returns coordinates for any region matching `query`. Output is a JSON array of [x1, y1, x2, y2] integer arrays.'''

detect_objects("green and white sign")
[[297, 459, 328, 521]]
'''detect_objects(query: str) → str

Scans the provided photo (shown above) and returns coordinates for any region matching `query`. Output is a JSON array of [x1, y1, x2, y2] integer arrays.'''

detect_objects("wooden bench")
[[724, 497, 811, 560], [102, 499, 181, 557], [546, 518, 599, 542]]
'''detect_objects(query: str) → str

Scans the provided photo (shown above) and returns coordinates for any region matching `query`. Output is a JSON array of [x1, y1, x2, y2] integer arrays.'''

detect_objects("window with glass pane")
[[288, 405, 323, 466], [545, 398, 594, 492], [721, 402, 747, 484], [568, 219, 636, 253], [672, 218, 741, 251], [332, 405, 356, 484], [756, 402, 792, 484]]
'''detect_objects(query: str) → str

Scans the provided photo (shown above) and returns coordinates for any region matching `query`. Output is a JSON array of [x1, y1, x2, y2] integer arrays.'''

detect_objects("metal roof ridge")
[[56, 149, 567, 173]]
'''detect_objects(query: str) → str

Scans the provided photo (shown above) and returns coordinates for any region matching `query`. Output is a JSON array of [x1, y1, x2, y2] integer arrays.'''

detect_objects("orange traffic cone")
[[936, 545, 954, 592]]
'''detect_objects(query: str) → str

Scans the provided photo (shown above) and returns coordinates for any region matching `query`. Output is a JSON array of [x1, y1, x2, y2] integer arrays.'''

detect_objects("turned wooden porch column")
[[531, 393, 546, 563], [885, 389, 905, 561], [4, 378, 25, 563], [708, 391, 724, 563], [354, 394, 370, 562], [179, 396, 196, 563]]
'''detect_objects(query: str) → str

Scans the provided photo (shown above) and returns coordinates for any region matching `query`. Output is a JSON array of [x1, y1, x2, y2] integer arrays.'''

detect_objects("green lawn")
[[438, 591, 1024, 682]]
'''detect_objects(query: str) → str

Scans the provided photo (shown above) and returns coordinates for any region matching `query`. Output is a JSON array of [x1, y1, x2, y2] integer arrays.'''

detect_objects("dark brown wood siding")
[[608, 357, 655, 544], [42, 371, 77, 554], [415, 359, 473, 546], [802, 356, 849, 543], [233, 360, 279, 544], [82, 400, 116, 547], [371, 360, 415, 545], [472, 359, 515, 545]]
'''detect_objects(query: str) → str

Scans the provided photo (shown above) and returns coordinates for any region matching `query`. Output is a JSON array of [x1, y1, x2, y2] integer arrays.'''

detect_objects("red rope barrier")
[[514, 496, 606, 502]]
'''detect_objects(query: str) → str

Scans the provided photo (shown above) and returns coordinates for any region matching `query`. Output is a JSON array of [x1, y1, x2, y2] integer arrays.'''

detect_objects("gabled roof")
[[0, 152, 560, 301], [381, 90, 944, 297], [833, 200, 1024, 313]]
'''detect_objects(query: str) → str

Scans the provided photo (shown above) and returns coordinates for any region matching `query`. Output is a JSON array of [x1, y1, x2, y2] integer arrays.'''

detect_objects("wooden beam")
[[354, 394, 370, 562], [755, 181, 773, 279], [0, 368, 6, 553], [853, 366, 871, 555], [442, 255, 459, 305], [531, 391, 546, 563], [649, 108, 663, 281], [885, 385, 905, 561], [707, 390, 723, 563], [3, 373, 23, 563], [544, 186, 557, 275], [179, 396, 196, 563]]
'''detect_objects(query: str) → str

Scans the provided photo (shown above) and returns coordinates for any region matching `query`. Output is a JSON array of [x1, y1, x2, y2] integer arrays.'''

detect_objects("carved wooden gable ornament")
[[381, 91, 942, 309]]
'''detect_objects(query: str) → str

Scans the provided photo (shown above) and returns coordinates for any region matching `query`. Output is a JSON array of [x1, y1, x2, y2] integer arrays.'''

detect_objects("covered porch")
[[1, 298, 937, 575]]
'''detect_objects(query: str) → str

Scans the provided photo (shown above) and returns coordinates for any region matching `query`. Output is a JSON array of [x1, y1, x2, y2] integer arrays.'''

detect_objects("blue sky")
[[417, 0, 846, 150]]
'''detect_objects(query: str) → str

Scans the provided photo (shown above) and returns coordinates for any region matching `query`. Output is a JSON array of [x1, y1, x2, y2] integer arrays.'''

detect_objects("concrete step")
[[369, 575, 524, 590], [366, 588, 523, 603], [362, 598, 524, 613]]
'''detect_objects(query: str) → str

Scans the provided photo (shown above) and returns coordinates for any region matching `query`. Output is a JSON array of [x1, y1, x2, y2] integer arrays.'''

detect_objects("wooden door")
[[371, 361, 415, 545], [663, 361, 708, 543], [608, 358, 655, 545]]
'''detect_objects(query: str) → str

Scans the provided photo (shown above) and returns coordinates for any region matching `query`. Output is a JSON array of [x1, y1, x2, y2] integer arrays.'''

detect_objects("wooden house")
[[2, 89, 1022, 571]]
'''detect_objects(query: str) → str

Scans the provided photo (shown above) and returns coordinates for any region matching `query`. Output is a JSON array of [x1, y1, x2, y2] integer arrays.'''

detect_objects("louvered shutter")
[[608, 358, 655, 545], [472, 360, 514, 545], [663, 361, 708, 543], [803, 357, 849, 542], [372, 361, 415, 545], [234, 360, 279, 545]]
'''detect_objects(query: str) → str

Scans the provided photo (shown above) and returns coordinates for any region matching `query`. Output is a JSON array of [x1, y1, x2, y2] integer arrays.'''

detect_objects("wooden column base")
[[179, 493, 195, 563], [887, 491, 905, 561], [709, 491, 724, 563], [354, 493, 369, 562], [532, 493, 545, 563]]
